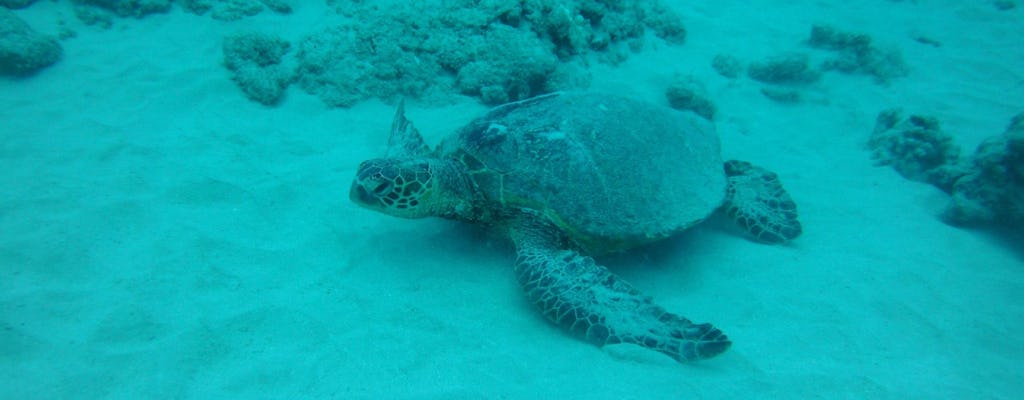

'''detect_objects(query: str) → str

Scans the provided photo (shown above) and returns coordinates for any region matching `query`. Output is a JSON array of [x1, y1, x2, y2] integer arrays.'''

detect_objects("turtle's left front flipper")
[[510, 225, 731, 363]]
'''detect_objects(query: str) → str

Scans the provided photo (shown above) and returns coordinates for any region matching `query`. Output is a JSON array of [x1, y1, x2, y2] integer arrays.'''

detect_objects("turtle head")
[[351, 100, 476, 220], [350, 158, 439, 219]]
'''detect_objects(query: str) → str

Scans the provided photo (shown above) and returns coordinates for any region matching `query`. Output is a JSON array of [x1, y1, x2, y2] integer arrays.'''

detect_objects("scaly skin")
[[509, 219, 731, 362]]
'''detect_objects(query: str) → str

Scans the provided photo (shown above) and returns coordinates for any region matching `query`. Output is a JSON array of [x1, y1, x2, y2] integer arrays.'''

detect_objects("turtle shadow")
[[418, 221, 515, 271], [597, 225, 709, 278], [595, 212, 773, 284], [400, 216, 762, 279]]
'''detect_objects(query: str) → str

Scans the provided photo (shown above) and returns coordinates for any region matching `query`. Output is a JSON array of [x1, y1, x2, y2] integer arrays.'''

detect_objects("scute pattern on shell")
[[438, 92, 728, 253]]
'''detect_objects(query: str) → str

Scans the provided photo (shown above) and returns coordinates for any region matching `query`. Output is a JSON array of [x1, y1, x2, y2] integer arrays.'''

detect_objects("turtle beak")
[[350, 178, 388, 209], [351, 160, 385, 209], [349, 181, 373, 205]]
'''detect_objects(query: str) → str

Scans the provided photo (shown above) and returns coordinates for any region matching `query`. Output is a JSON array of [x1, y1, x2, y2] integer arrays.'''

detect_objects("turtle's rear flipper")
[[510, 226, 731, 362], [722, 160, 802, 243]]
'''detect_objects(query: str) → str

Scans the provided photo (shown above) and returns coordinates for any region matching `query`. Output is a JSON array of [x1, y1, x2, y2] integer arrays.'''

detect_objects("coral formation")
[[869, 109, 965, 191], [300, 0, 687, 106], [747, 53, 821, 85], [731, 24, 906, 90], [71, 0, 290, 24], [452, 24, 560, 105], [665, 74, 716, 121], [869, 110, 1024, 228], [637, 1, 687, 44], [944, 112, 1024, 225], [182, 0, 290, 21], [807, 24, 908, 84], [293, 23, 446, 107], [0, 8, 62, 76], [73, 0, 172, 18], [71, 0, 173, 27], [60, 0, 686, 106], [222, 32, 293, 105]]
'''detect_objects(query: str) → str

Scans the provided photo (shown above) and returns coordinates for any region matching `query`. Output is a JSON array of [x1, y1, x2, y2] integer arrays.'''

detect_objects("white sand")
[[2, 1, 1022, 398]]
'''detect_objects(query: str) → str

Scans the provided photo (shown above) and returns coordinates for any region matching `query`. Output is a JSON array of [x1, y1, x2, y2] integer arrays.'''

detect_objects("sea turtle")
[[349, 92, 801, 363]]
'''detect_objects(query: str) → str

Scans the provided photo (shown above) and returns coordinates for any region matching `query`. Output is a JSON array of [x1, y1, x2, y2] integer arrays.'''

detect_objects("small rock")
[[747, 53, 821, 85], [0, 8, 62, 76], [711, 54, 742, 79], [760, 87, 801, 104], [665, 75, 716, 121]]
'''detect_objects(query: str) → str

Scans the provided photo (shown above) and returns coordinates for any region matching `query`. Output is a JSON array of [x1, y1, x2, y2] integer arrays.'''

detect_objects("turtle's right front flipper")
[[510, 226, 731, 363]]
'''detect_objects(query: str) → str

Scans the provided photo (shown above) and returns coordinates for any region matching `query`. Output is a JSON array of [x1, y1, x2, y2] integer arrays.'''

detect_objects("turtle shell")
[[437, 92, 726, 253]]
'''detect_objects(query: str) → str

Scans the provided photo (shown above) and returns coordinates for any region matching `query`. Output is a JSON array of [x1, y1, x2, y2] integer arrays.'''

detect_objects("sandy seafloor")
[[2, 1, 1023, 399]]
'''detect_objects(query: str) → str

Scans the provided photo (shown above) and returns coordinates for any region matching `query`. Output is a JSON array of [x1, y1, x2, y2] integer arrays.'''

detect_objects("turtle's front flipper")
[[723, 160, 802, 243], [510, 225, 731, 362], [386, 99, 431, 158]]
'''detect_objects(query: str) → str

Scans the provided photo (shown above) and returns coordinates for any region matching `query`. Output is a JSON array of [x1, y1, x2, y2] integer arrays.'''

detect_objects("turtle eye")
[[371, 181, 392, 196]]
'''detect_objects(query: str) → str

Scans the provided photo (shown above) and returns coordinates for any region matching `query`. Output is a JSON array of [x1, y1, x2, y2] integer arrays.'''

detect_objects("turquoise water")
[[2, 1, 1022, 398]]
